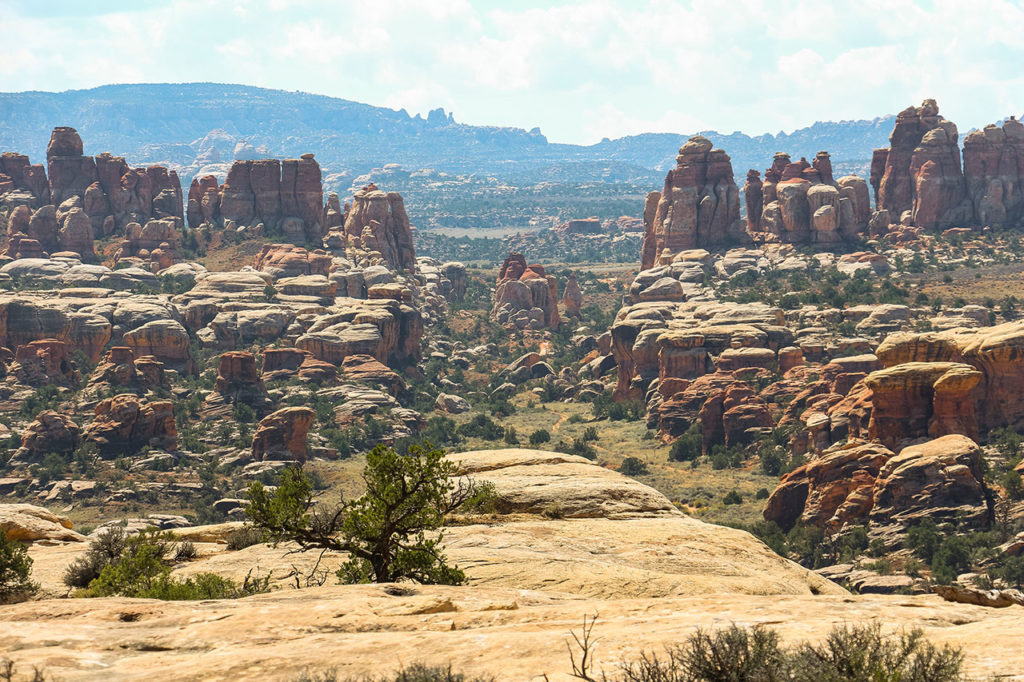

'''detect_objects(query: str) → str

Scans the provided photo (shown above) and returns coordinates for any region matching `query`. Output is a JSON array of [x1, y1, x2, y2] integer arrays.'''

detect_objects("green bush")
[[607, 622, 963, 682], [293, 663, 493, 682], [669, 426, 702, 462], [63, 526, 128, 588], [528, 429, 550, 446], [456, 414, 503, 441], [0, 531, 38, 603], [619, 457, 649, 477], [723, 490, 743, 505], [246, 443, 475, 585], [226, 525, 266, 551]]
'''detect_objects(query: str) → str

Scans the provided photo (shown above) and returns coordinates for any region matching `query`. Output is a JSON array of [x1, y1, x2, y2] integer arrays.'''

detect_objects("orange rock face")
[[11, 339, 78, 386], [338, 184, 416, 271], [764, 440, 893, 532], [87, 346, 165, 392], [252, 406, 315, 464], [641, 136, 742, 269], [211, 351, 269, 407], [83, 394, 177, 456], [12, 411, 81, 463], [561, 272, 583, 319], [962, 117, 1024, 228], [863, 362, 982, 449], [873, 100, 971, 230], [491, 253, 561, 330], [254, 243, 332, 277]]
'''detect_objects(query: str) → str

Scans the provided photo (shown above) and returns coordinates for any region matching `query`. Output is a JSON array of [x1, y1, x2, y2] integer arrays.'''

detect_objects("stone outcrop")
[[331, 183, 416, 271], [10, 411, 81, 464], [9, 339, 78, 386], [872, 100, 971, 230], [640, 136, 742, 269], [122, 319, 192, 373], [254, 243, 332, 278], [190, 155, 324, 244], [0, 152, 50, 206], [261, 348, 338, 384], [251, 406, 315, 463], [874, 323, 1024, 431], [45, 127, 183, 233], [0, 503, 84, 543], [863, 361, 982, 449], [113, 219, 182, 272], [86, 347, 165, 393], [764, 440, 893, 532], [561, 271, 583, 318], [745, 152, 867, 244], [870, 435, 992, 538], [490, 253, 561, 330], [962, 116, 1024, 228], [209, 351, 270, 409], [82, 394, 177, 456], [765, 435, 991, 541]]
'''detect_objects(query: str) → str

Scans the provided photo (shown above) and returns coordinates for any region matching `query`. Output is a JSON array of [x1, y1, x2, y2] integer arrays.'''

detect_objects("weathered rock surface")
[[82, 394, 177, 456], [641, 136, 742, 268], [491, 253, 561, 330], [251, 406, 315, 463], [0, 503, 85, 543], [335, 183, 416, 271]]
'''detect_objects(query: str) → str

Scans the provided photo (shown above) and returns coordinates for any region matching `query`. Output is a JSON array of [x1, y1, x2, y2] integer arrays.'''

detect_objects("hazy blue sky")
[[2, 0, 1023, 144]]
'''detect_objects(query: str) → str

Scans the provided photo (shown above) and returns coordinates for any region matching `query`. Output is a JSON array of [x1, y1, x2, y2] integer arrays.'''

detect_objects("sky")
[[2, 0, 1023, 145]]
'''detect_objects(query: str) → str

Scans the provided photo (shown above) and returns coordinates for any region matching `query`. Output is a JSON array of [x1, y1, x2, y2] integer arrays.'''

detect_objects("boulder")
[[0, 504, 85, 543], [252, 407, 315, 463], [82, 394, 177, 456]]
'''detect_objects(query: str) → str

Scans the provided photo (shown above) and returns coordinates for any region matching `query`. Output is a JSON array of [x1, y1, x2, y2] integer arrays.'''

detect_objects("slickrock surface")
[[1, 587, 1022, 681]]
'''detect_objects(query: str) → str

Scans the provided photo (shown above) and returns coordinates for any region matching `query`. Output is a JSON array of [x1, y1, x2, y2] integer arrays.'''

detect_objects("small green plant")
[[0, 531, 38, 603], [619, 457, 649, 477], [723, 490, 743, 505], [528, 428, 551, 446], [226, 525, 266, 551], [246, 443, 475, 585]]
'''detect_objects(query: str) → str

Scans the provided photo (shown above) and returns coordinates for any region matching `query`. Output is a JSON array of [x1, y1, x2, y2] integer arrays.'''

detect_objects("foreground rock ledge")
[[2, 587, 1023, 681]]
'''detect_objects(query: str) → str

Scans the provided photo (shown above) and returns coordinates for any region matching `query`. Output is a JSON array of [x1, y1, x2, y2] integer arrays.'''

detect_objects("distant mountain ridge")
[[0, 83, 894, 186]]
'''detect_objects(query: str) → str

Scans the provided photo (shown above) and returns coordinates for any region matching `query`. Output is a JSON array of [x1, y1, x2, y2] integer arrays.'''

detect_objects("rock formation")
[[82, 394, 178, 456], [189, 155, 324, 244], [764, 440, 893, 532], [209, 351, 270, 408], [10, 411, 81, 464], [490, 253, 561, 330], [640, 136, 742, 269], [254, 243, 332, 278], [745, 152, 868, 244], [86, 346, 165, 393], [561, 271, 583, 318], [9, 339, 78, 386], [962, 117, 1024, 228], [765, 435, 992, 541], [251, 406, 315, 463], [113, 219, 182, 272], [872, 100, 971, 230], [329, 183, 416, 271]]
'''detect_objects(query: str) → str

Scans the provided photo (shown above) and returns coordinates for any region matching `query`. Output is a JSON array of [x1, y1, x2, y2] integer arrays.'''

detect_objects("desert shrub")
[[293, 664, 493, 682], [593, 622, 963, 682], [502, 427, 519, 445], [723, 490, 743, 505], [420, 416, 462, 447], [790, 622, 964, 682], [174, 540, 198, 562], [755, 488, 770, 500], [528, 428, 550, 446], [63, 526, 128, 588], [994, 555, 1024, 588], [456, 414, 503, 441], [85, 529, 173, 597], [904, 519, 943, 563], [226, 525, 265, 551], [669, 426, 702, 462], [460, 481, 501, 514], [0, 531, 37, 603], [246, 443, 475, 585], [80, 528, 267, 600], [930, 535, 972, 585], [581, 426, 599, 441], [555, 437, 596, 460], [709, 444, 743, 470], [619, 457, 649, 477], [568, 414, 586, 425]]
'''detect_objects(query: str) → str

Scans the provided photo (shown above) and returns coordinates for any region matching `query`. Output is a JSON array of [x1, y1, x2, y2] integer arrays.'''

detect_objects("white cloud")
[[1, 0, 1023, 144]]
